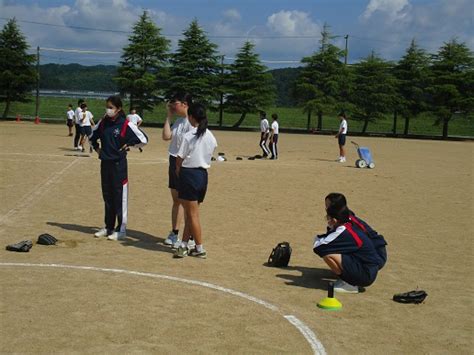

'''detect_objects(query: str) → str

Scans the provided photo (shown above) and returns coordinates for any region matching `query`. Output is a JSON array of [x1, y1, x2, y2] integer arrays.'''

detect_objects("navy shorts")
[[67, 119, 73, 127], [80, 126, 92, 136], [168, 155, 179, 190], [178, 167, 208, 203], [338, 134, 346, 146], [341, 254, 378, 287]]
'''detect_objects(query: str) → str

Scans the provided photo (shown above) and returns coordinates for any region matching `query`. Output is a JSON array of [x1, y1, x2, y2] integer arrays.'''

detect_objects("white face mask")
[[106, 108, 116, 117]]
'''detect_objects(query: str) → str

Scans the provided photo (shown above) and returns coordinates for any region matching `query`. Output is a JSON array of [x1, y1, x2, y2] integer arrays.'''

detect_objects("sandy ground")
[[0, 121, 473, 354]]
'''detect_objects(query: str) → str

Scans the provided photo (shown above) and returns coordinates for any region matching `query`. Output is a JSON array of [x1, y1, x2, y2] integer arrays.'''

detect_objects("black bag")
[[393, 290, 427, 304], [268, 242, 292, 267], [6, 240, 33, 252], [37, 234, 58, 245]]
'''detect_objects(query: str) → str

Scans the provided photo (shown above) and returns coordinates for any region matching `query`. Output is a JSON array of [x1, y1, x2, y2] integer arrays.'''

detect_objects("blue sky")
[[1, 0, 472, 67]]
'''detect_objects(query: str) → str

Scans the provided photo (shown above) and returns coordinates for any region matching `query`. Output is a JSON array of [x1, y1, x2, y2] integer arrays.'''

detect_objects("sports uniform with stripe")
[[90, 112, 148, 234], [313, 222, 380, 287], [349, 212, 388, 269], [259, 118, 270, 157]]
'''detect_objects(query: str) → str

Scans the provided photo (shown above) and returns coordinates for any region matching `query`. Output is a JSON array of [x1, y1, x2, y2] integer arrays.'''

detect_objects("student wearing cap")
[[174, 103, 217, 259]]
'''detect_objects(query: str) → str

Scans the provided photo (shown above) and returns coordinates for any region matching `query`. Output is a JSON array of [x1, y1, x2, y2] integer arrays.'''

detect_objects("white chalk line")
[[0, 262, 326, 355], [0, 159, 80, 225], [0, 152, 168, 164]]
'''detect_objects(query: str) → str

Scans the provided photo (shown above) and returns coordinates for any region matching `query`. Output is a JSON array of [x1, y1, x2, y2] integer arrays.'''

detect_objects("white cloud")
[[267, 10, 320, 36], [223, 8, 241, 22], [362, 0, 411, 22]]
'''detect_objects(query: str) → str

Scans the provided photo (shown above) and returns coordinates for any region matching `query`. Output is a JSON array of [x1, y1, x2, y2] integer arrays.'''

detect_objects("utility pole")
[[219, 55, 224, 127], [35, 46, 40, 118], [344, 35, 349, 65]]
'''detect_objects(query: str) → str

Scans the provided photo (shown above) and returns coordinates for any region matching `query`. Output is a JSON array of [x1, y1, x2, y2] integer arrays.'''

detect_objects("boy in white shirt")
[[259, 111, 270, 157], [174, 103, 217, 259], [78, 103, 95, 153], [335, 112, 348, 162], [66, 104, 74, 137], [127, 108, 143, 126], [269, 113, 279, 160], [74, 99, 85, 150]]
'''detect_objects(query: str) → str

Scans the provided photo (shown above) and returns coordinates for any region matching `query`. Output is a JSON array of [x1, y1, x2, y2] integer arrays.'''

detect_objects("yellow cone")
[[317, 296, 342, 310]]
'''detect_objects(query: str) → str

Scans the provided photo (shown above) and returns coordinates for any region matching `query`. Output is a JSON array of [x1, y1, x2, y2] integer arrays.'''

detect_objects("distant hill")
[[38, 63, 301, 106]]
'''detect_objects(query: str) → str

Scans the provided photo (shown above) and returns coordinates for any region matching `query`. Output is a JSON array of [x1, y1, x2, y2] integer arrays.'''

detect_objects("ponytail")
[[188, 103, 208, 139]]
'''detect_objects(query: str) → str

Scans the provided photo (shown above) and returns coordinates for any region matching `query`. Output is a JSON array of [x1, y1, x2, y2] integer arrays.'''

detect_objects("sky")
[[0, 0, 472, 68]]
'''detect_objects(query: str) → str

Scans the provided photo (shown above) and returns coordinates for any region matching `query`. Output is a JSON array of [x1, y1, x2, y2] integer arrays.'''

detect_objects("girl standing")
[[174, 103, 217, 259], [79, 103, 95, 153], [90, 95, 148, 241]]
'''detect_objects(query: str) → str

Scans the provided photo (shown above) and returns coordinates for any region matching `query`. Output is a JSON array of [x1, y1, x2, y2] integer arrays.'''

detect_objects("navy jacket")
[[90, 112, 147, 161]]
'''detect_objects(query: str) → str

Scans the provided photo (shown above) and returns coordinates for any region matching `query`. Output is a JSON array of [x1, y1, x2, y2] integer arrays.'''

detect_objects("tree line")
[[1, 15, 473, 137]]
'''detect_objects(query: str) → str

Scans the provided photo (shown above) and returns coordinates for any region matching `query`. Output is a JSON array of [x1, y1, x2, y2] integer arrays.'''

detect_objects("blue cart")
[[351, 141, 375, 169]]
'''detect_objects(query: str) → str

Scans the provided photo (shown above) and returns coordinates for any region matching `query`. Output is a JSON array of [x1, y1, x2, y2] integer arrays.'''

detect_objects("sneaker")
[[173, 246, 189, 258], [340, 157, 346, 163], [107, 231, 126, 241], [189, 248, 207, 259], [187, 238, 196, 250], [164, 232, 178, 246], [334, 279, 359, 294], [94, 228, 109, 238], [172, 238, 182, 249], [78, 145, 83, 151]]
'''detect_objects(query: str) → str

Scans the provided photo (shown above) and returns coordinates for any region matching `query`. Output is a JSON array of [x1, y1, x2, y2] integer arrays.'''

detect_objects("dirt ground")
[[0, 121, 472, 354]]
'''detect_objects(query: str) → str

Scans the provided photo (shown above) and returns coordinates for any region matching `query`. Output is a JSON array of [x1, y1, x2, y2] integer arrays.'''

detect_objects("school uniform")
[[73, 106, 82, 148], [177, 129, 217, 203], [270, 120, 279, 159], [338, 119, 348, 146], [79, 110, 94, 137], [259, 119, 270, 157], [66, 109, 74, 127], [349, 212, 388, 269], [168, 117, 193, 190], [313, 222, 380, 287], [90, 112, 148, 234], [127, 113, 142, 126]]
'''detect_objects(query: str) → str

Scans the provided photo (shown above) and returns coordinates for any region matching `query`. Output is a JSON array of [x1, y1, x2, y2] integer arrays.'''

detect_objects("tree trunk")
[[392, 110, 398, 135], [404, 115, 410, 136], [362, 118, 369, 133], [233, 112, 247, 128], [306, 110, 311, 131], [2, 98, 11, 119], [442, 117, 449, 139], [317, 111, 322, 131]]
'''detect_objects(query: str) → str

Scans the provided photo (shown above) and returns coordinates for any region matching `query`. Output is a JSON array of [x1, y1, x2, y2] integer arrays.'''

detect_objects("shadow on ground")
[[46, 222, 172, 254], [266, 264, 336, 291]]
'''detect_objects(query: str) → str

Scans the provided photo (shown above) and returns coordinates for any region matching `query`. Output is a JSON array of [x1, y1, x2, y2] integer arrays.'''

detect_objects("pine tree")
[[427, 39, 474, 138], [225, 41, 275, 127], [115, 11, 170, 116], [351, 52, 398, 133], [294, 24, 346, 130], [0, 18, 36, 118], [394, 39, 431, 135], [166, 19, 220, 105]]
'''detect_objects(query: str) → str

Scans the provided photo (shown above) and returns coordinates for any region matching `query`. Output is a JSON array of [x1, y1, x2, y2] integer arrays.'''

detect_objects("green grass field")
[[1, 96, 473, 137]]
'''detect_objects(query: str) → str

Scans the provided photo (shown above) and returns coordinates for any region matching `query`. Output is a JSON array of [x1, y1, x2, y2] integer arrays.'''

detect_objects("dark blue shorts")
[[80, 126, 92, 136], [168, 155, 179, 190], [178, 167, 208, 203], [341, 254, 378, 287], [338, 134, 346, 146]]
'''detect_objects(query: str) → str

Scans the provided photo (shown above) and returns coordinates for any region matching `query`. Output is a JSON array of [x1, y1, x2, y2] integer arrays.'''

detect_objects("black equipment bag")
[[268, 242, 292, 267]]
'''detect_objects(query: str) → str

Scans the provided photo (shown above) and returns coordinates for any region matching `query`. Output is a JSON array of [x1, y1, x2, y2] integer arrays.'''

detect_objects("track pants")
[[74, 123, 81, 147], [270, 134, 279, 159], [101, 159, 128, 233], [259, 132, 270, 156]]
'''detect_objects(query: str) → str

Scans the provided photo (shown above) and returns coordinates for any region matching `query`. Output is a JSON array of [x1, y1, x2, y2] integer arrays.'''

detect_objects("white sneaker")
[[164, 232, 178, 246], [341, 157, 346, 163], [188, 239, 196, 250], [107, 231, 126, 241], [77, 145, 83, 151], [334, 279, 359, 294], [94, 228, 109, 238], [172, 238, 182, 249]]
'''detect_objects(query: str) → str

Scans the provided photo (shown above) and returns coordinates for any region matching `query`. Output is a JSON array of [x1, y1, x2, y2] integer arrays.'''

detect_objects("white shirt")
[[66, 109, 74, 120], [178, 129, 218, 169], [168, 117, 193, 157], [79, 111, 94, 127], [260, 119, 269, 133], [74, 107, 82, 124], [271, 120, 279, 135], [127, 113, 142, 125], [340, 119, 348, 134]]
